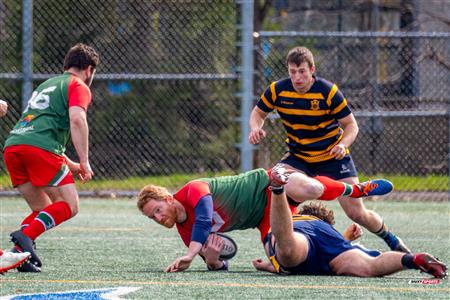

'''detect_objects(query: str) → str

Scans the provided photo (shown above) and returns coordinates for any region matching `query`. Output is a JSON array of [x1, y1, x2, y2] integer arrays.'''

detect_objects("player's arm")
[[330, 113, 359, 160], [0, 99, 8, 117], [165, 195, 213, 272], [69, 106, 93, 183], [252, 258, 276, 273], [249, 106, 269, 144]]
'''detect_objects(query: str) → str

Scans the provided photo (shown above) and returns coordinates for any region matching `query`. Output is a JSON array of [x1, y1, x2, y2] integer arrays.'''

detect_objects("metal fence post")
[[239, 0, 254, 172], [22, 0, 33, 109]]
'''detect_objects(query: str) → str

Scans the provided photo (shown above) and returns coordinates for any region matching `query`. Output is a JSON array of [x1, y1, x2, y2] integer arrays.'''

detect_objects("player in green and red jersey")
[[249, 46, 410, 253], [137, 167, 393, 273], [3, 43, 99, 272]]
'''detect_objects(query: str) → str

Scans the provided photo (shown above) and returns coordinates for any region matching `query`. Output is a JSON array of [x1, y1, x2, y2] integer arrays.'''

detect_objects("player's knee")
[[343, 207, 366, 224], [66, 202, 79, 217], [286, 174, 324, 202]]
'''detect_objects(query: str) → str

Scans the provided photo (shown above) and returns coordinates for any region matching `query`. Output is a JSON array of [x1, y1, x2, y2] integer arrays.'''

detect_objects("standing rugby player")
[[3, 43, 99, 272]]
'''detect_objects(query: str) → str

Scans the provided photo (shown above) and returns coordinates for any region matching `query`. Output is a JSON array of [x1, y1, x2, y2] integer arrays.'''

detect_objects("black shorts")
[[280, 153, 358, 180]]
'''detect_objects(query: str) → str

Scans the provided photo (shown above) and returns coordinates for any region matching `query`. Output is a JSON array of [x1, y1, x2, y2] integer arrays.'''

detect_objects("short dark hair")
[[286, 46, 315, 68], [63, 43, 100, 71], [297, 201, 335, 225]]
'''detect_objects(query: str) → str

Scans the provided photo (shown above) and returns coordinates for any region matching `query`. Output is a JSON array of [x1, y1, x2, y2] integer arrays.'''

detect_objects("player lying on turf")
[[137, 166, 393, 272], [249, 167, 447, 278], [0, 249, 30, 274]]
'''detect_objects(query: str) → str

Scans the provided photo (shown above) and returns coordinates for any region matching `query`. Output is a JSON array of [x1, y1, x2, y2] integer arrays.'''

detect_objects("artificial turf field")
[[0, 197, 448, 299]]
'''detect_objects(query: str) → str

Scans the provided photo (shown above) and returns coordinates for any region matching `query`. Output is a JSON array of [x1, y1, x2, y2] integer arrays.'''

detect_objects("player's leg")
[[331, 249, 447, 278], [20, 184, 77, 241], [330, 249, 405, 277], [269, 169, 308, 268], [338, 176, 410, 253], [278, 154, 392, 203]]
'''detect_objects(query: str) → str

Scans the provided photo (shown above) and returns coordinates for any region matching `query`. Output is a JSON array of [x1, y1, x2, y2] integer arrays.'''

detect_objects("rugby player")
[[251, 168, 447, 278], [138, 166, 393, 272], [249, 46, 410, 253], [3, 43, 99, 272]]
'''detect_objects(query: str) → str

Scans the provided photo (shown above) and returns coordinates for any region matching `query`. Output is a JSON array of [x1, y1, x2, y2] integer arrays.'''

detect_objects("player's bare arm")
[[69, 106, 93, 183], [330, 113, 359, 160], [248, 107, 268, 144], [165, 241, 203, 272], [0, 99, 8, 117], [252, 258, 276, 273]]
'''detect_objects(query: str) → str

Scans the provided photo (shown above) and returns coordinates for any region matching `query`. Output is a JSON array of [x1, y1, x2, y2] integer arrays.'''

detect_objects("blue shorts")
[[267, 219, 379, 275], [280, 153, 358, 180]]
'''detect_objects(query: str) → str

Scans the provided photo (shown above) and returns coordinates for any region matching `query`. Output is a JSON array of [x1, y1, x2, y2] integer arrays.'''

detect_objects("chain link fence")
[[0, 0, 240, 195], [0, 0, 448, 199]]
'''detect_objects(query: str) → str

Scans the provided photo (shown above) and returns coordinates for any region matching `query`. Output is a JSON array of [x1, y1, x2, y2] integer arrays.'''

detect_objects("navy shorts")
[[280, 153, 358, 180], [267, 219, 379, 275]]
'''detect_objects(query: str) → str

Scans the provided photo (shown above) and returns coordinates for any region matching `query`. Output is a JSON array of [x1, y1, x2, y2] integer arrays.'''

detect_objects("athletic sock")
[[20, 211, 39, 230], [314, 176, 349, 200], [401, 253, 418, 269], [22, 201, 72, 240], [373, 221, 398, 247]]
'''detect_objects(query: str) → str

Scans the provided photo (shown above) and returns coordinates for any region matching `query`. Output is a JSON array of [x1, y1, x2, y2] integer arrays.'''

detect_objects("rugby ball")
[[215, 232, 238, 260]]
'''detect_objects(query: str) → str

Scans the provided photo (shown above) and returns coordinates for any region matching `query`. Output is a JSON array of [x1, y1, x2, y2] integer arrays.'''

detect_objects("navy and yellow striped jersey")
[[257, 76, 352, 163]]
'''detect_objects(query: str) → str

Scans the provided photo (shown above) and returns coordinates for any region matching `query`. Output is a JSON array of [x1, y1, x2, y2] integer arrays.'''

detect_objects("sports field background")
[[1, 197, 448, 299]]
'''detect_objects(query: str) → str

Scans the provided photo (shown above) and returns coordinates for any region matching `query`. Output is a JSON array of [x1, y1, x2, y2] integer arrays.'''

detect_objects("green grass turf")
[[0, 198, 448, 299]]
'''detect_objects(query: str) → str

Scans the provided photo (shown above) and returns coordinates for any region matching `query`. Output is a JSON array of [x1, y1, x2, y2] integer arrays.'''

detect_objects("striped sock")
[[20, 211, 39, 230], [22, 201, 72, 240], [314, 176, 348, 200]]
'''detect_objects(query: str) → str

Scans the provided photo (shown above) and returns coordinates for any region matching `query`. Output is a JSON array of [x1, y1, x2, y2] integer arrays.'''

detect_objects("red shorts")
[[4, 145, 74, 187]]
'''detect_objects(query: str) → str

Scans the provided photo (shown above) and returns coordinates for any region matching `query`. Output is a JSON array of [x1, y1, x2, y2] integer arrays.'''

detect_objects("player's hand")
[[330, 144, 346, 160], [78, 161, 94, 184], [201, 234, 224, 266], [343, 223, 363, 241], [248, 128, 266, 144], [165, 255, 193, 273], [252, 258, 276, 273], [0, 99, 8, 117]]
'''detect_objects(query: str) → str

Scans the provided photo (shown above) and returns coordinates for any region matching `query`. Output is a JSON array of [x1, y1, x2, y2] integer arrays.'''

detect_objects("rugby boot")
[[0, 251, 31, 274], [356, 179, 393, 197], [413, 253, 448, 279], [10, 230, 42, 267]]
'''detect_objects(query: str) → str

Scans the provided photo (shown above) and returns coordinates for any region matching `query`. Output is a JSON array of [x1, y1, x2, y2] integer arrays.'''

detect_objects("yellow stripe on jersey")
[[260, 94, 274, 110], [326, 84, 338, 107], [291, 214, 320, 222], [287, 127, 340, 145], [294, 141, 340, 156], [281, 118, 335, 130], [277, 106, 330, 116], [270, 82, 277, 102], [330, 98, 348, 115], [278, 91, 325, 100], [269, 255, 281, 273]]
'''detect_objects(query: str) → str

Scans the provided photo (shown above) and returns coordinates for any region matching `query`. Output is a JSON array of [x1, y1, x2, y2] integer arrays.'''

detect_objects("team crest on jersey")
[[19, 114, 35, 127], [310, 100, 320, 110]]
